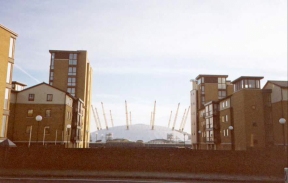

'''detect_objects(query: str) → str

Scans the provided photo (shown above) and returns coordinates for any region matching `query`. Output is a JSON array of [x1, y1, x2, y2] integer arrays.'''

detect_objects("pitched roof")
[[17, 82, 76, 98], [0, 24, 18, 37], [267, 80, 288, 88]]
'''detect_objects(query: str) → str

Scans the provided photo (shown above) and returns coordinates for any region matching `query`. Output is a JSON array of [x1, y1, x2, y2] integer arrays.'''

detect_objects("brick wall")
[[0, 146, 284, 177]]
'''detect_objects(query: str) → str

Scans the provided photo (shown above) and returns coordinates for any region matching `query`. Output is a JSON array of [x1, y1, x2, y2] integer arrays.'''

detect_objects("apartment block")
[[48, 50, 93, 148], [263, 81, 288, 146], [191, 74, 286, 150], [0, 24, 17, 138], [7, 82, 86, 148]]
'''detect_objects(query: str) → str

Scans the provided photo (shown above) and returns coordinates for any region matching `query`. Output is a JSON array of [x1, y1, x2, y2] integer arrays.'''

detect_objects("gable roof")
[[265, 80, 288, 88], [16, 82, 76, 99]]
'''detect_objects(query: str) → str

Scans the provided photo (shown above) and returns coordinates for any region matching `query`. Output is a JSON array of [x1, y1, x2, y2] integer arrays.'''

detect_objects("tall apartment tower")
[[190, 75, 234, 149], [0, 24, 17, 139], [48, 50, 93, 148]]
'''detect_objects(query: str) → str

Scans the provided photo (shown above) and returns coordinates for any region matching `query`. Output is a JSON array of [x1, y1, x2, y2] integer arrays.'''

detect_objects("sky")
[[0, 0, 287, 134]]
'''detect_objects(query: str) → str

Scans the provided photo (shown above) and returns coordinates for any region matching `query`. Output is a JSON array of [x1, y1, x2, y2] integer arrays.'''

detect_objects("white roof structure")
[[90, 124, 190, 143]]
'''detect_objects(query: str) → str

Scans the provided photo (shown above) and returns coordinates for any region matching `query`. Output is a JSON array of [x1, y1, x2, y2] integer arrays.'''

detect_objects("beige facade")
[[7, 83, 79, 147], [191, 75, 286, 150], [0, 24, 17, 138], [48, 50, 93, 148]]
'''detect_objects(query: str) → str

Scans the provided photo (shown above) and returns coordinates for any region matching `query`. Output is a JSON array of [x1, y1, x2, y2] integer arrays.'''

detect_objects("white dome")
[[90, 124, 190, 143]]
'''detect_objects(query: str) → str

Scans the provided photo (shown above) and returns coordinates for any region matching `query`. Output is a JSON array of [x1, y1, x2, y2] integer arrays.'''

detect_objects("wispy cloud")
[[14, 64, 40, 83]]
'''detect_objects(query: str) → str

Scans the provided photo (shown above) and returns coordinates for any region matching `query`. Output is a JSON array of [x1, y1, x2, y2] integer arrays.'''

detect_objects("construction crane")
[[91, 105, 100, 130], [168, 111, 172, 128], [110, 110, 114, 127], [125, 100, 129, 130], [179, 108, 187, 131], [181, 106, 190, 132], [172, 103, 180, 130], [151, 101, 156, 130], [101, 102, 108, 130]]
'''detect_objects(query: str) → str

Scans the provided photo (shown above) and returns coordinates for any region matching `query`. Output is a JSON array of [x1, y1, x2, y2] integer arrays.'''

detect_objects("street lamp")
[[198, 131, 202, 150], [279, 118, 288, 182], [43, 126, 50, 146], [279, 118, 286, 149], [229, 126, 234, 150], [35, 115, 42, 145], [28, 126, 32, 147], [66, 124, 71, 148]]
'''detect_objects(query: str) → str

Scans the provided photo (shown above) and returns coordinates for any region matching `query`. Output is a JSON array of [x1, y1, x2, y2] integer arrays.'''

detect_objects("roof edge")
[[0, 24, 18, 37]]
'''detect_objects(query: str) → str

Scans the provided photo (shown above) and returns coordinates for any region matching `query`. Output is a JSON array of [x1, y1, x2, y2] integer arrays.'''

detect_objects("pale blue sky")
[[1, 0, 287, 133]]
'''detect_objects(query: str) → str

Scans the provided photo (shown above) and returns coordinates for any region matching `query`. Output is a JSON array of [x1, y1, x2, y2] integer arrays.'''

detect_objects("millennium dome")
[[90, 124, 190, 144]]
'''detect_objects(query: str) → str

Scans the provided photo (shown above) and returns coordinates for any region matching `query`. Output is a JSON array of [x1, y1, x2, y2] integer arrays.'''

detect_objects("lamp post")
[[228, 126, 234, 150], [35, 115, 42, 145], [279, 118, 286, 149], [66, 124, 71, 148], [279, 118, 288, 183], [28, 126, 32, 147], [198, 130, 201, 150], [43, 126, 50, 146]]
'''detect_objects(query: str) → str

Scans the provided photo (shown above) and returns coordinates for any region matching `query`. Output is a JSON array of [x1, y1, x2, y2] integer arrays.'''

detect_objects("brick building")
[[0, 24, 17, 139], [48, 50, 93, 148], [7, 82, 86, 148], [263, 81, 288, 147], [191, 74, 287, 150]]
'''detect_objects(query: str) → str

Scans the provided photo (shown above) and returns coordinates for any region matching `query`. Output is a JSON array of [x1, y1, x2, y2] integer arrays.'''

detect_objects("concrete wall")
[[0, 146, 284, 177]]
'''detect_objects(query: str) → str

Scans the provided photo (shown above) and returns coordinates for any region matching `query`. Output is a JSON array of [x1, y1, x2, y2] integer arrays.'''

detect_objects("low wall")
[[0, 146, 285, 177]]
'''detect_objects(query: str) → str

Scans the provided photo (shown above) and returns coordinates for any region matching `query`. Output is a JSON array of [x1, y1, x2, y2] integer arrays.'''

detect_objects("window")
[[68, 78, 76, 86], [67, 88, 75, 96], [47, 94, 53, 101], [226, 129, 229, 136], [206, 118, 213, 129], [201, 96, 205, 105], [223, 129, 226, 136], [45, 109, 51, 117], [50, 72, 54, 80], [1, 116, 7, 137], [27, 109, 33, 117], [50, 53, 55, 69], [3, 88, 9, 109], [206, 131, 214, 142], [9, 37, 15, 58], [69, 53, 77, 65], [49, 82, 53, 85], [218, 90, 226, 99], [28, 94, 35, 101], [6, 62, 12, 83], [221, 116, 225, 122], [201, 85, 205, 94], [225, 115, 228, 122], [68, 67, 77, 75], [26, 126, 32, 134], [218, 77, 226, 89]]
